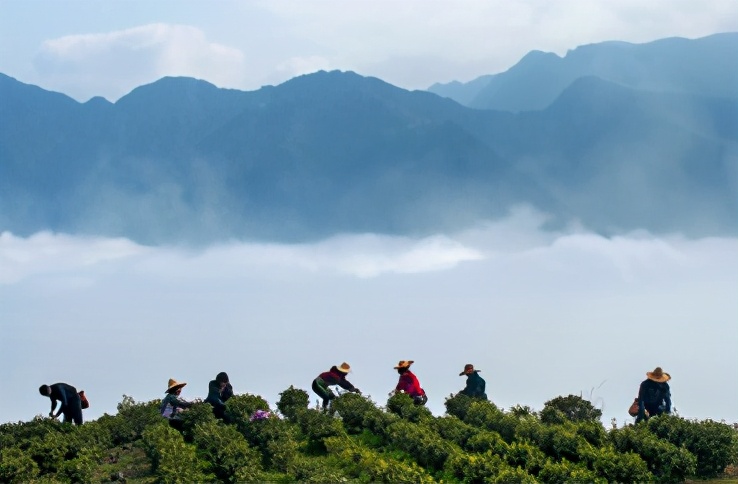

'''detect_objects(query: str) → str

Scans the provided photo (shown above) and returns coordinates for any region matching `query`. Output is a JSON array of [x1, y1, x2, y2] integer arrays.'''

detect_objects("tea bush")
[[224, 393, 271, 426], [324, 436, 434, 483], [464, 400, 519, 442], [330, 392, 378, 434], [277, 386, 310, 421], [444, 393, 475, 421], [0, 417, 69, 450], [538, 457, 605, 484], [609, 424, 696, 482], [386, 392, 433, 423], [294, 408, 344, 452], [3, 388, 736, 482], [362, 405, 401, 437], [0, 447, 40, 483], [286, 454, 349, 483], [192, 420, 262, 482], [240, 416, 300, 470], [57, 447, 98, 484], [444, 450, 537, 483], [515, 419, 586, 463], [504, 441, 548, 474], [429, 415, 479, 448], [647, 415, 736, 477], [141, 421, 212, 483], [386, 420, 458, 470], [112, 395, 163, 444], [177, 402, 218, 442], [27, 432, 71, 474], [541, 394, 602, 424], [465, 429, 509, 454], [579, 444, 652, 483]]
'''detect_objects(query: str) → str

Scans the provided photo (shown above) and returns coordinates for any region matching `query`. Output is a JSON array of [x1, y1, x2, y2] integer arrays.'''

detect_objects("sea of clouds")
[[2, 208, 736, 426]]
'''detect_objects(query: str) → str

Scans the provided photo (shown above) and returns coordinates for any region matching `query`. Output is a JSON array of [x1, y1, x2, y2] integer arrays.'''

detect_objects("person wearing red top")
[[394, 360, 428, 405]]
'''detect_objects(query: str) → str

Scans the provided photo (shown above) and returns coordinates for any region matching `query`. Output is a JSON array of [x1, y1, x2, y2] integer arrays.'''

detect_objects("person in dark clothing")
[[312, 362, 361, 409], [636, 366, 672, 423], [458, 364, 487, 399], [39, 383, 83, 425], [394, 360, 428, 405], [205, 371, 233, 420]]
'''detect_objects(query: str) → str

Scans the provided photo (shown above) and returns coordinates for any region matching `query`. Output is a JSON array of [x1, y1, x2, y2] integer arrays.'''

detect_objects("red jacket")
[[396, 370, 424, 397]]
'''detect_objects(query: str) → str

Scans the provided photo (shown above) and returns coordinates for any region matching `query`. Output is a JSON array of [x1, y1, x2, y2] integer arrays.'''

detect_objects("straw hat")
[[394, 360, 414, 369], [646, 367, 671, 383], [337, 362, 351, 373], [459, 364, 479, 376], [166, 378, 187, 393]]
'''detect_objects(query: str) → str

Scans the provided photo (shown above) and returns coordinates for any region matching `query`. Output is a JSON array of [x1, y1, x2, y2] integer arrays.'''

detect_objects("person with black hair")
[[205, 371, 234, 420], [39, 382, 83, 425]]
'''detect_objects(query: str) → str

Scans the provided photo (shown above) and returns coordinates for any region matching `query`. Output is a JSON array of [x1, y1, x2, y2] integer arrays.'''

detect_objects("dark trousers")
[[312, 378, 335, 408], [62, 393, 83, 425], [168, 418, 184, 430]]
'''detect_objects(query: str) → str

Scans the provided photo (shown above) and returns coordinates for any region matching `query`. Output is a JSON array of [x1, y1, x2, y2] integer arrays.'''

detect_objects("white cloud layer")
[[33, 24, 245, 101], [2, 216, 736, 427]]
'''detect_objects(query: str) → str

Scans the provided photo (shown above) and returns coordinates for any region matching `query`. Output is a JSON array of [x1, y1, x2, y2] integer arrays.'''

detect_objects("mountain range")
[[1, 32, 736, 244]]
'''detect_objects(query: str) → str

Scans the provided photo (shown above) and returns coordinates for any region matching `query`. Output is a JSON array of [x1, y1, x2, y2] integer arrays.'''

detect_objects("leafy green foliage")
[[294, 408, 344, 452], [538, 457, 605, 484], [646, 414, 736, 477], [610, 423, 697, 482], [324, 436, 434, 483], [464, 400, 518, 442], [224, 393, 271, 426], [192, 420, 262, 482], [386, 421, 458, 470], [541, 394, 603, 424], [1, 389, 735, 483], [330, 392, 378, 434], [0, 447, 39, 483], [429, 415, 478, 448], [176, 402, 217, 442], [141, 422, 212, 483], [276, 386, 310, 421], [111, 394, 163, 444], [386, 392, 433, 423], [444, 393, 475, 421]]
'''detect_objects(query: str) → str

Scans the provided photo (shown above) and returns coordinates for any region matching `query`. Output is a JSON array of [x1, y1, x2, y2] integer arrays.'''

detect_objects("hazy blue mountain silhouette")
[[1, 38, 736, 244], [428, 32, 738, 112]]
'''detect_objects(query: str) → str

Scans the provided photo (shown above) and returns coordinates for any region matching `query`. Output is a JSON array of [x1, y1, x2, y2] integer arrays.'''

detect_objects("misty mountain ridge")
[[428, 32, 738, 112], [1, 33, 736, 245]]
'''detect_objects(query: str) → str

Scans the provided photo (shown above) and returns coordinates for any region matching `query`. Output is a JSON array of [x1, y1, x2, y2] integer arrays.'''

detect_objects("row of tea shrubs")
[[1, 390, 736, 483]]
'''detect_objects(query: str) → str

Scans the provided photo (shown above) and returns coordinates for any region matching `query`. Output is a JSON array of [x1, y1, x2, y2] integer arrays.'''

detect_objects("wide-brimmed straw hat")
[[337, 362, 351, 373], [459, 364, 479, 376], [394, 360, 414, 369], [166, 378, 187, 393], [646, 367, 671, 383]]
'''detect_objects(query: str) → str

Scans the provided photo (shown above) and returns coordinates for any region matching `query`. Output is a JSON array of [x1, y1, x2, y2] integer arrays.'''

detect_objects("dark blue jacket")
[[50, 383, 78, 413], [460, 371, 487, 399], [205, 380, 233, 410], [637, 379, 671, 421]]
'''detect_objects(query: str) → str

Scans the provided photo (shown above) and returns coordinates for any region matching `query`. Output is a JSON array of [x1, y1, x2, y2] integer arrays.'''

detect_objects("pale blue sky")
[[1, 0, 737, 426], [2, 211, 737, 425], [2, 0, 737, 101]]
